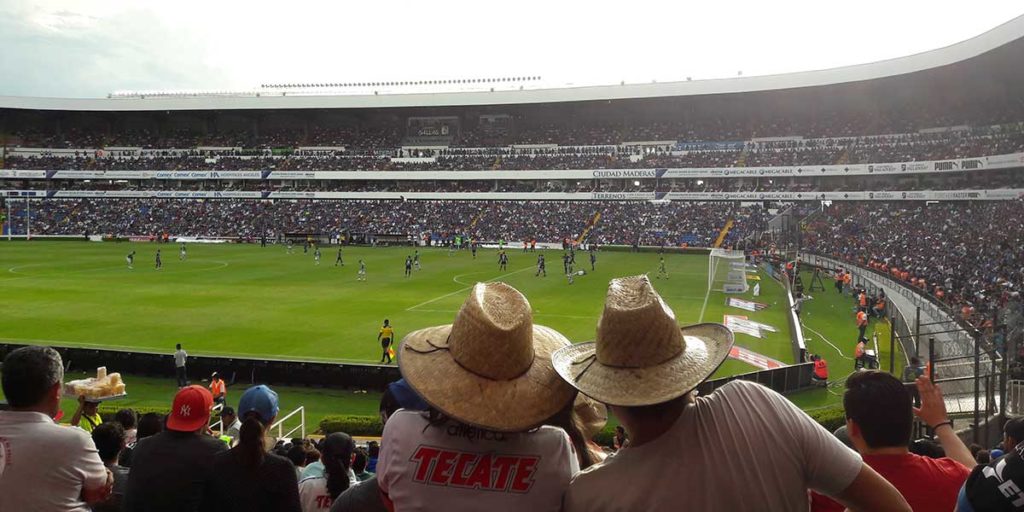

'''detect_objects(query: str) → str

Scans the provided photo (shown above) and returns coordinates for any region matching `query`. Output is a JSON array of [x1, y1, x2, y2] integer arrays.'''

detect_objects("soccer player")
[[498, 251, 508, 271], [303, 240, 309, 254], [404, 255, 413, 277], [314, 247, 321, 265], [657, 255, 668, 279], [286, 239, 294, 254], [155, 249, 162, 270], [126, 250, 135, 270], [378, 319, 395, 364], [471, 241, 477, 259], [566, 254, 575, 284], [590, 249, 597, 271], [523, 240, 528, 253], [448, 241, 455, 257], [335, 247, 344, 266], [536, 254, 547, 277], [357, 259, 366, 281], [413, 250, 421, 271], [562, 252, 571, 275], [179, 243, 187, 261]]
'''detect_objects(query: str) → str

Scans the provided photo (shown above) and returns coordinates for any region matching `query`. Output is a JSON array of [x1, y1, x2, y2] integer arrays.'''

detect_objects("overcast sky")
[[1, 0, 1022, 98]]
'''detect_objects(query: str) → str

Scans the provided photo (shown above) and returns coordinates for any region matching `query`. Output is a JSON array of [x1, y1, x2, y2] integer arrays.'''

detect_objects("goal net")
[[708, 248, 749, 294]]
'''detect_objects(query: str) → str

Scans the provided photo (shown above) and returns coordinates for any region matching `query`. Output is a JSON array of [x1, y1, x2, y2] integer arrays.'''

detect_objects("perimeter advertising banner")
[[4, 152, 1022, 182]]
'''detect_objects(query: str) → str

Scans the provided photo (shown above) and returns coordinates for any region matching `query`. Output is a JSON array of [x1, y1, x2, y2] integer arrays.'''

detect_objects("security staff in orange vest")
[[856, 307, 869, 340], [812, 355, 829, 385], [210, 372, 226, 405]]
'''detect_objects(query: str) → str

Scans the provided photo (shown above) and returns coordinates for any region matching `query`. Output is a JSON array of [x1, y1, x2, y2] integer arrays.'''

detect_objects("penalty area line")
[[405, 265, 534, 312]]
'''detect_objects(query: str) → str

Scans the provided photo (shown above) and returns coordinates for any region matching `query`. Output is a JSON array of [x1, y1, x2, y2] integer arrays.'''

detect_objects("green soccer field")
[[0, 241, 797, 378]]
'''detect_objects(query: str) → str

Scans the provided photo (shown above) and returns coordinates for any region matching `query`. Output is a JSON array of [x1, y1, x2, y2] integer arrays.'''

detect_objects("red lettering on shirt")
[[510, 457, 539, 492], [315, 495, 333, 508], [492, 456, 518, 491], [429, 449, 458, 485], [411, 446, 441, 482], [465, 453, 493, 489], [409, 445, 541, 493], [450, 452, 476, 487]]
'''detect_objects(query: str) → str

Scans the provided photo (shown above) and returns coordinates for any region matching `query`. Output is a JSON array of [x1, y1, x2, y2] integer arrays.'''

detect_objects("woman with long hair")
[[298, 432, 355, 511], [210, 385, 300, 512]]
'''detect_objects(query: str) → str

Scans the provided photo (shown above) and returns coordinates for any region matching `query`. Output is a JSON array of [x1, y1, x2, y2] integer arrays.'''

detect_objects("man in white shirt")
[[0, 346, 113, 511], [174, 343, 188, 388], [552, 275, 912, 512], [219, 406, 242, 440]]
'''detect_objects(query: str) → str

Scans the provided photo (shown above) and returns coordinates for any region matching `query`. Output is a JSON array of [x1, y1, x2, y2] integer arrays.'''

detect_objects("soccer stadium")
[[1, 3, 1024, 510]]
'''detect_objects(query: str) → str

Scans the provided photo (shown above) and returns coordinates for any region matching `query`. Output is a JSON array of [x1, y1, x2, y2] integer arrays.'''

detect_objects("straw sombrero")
[[398, 282, 576, 432], [552, 275, 734, 407]]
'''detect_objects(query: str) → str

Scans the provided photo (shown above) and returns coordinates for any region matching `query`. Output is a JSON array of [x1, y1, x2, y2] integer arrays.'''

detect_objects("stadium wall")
[[0, 343, 401, 391], [0, 342, 815, 396]]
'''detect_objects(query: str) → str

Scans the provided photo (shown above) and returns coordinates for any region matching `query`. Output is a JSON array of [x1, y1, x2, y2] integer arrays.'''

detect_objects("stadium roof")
[[1, 13, 1023, 112]]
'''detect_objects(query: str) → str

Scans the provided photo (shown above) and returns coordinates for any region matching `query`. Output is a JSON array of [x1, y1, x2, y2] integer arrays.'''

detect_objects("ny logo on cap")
[[180, 405, 192, 417]]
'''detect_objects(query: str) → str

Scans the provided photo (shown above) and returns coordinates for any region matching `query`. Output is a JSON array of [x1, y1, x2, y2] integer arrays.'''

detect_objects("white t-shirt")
[[564, 380, 863, 512], [378, 410, 579, 512], [174, 349, 187, 368], [0, 410, 108, 512], [297, 474, 360, 512]]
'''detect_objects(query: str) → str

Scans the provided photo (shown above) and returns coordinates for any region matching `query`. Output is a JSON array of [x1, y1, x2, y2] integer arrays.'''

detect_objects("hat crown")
[[449, 282, 535, 381], [595, 276, 684, 368]]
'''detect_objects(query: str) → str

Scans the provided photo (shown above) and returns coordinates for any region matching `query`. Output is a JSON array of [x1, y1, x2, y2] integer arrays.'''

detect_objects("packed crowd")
[[6, 172, 1022, 195], [5, 123, 1024, 173], [802, 200, 1024, 328], [5, 199, 766, 247], [6, 275, 1023, 511]]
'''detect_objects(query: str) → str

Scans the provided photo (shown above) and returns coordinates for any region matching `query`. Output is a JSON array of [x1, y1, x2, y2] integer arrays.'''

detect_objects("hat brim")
[[551, 323, 734, 407], [399, 324, 576, 433], [166, 413, 209, 432]]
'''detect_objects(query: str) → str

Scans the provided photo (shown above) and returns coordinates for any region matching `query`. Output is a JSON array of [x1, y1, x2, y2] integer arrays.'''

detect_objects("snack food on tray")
[[63, 367, 127, 399]]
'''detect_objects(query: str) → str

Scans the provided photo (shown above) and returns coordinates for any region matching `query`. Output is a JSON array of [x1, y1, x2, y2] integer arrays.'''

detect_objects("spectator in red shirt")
[[813, 372, 975, 511]]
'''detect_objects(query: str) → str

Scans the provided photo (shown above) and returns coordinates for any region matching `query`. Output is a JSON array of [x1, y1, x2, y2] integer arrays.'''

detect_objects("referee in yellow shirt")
[[378, 319, 395, 364]]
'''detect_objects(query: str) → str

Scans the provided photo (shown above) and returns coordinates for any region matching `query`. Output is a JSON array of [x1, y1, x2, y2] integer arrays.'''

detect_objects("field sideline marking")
[[0, 336, 374, 365], [405, 265, 535, 312], [800, 322, 854, 360], [696, 274, 712, 321], [3, 259, 230, 282]]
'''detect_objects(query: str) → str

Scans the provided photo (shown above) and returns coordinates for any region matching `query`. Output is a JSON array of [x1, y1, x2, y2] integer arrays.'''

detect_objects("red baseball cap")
[[166, 385, 214, 432]]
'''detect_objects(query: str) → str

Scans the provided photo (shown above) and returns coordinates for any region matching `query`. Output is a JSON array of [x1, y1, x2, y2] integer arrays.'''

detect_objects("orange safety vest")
[[211, 378, 225, 398], [855, 342, 866, 359], [814, 359, 829, 379], [859, 293, 867, 307], [856, 311, 868, 327]]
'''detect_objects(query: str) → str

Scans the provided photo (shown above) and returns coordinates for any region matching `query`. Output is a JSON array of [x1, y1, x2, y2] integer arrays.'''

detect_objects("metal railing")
[[271, 406, 306, 440], [209, 402, 225, 435]]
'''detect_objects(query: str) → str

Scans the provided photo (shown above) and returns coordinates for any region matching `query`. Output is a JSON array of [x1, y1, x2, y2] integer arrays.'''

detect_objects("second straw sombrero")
[[398, 282, 576, 432], [552, 275, 734, 407]]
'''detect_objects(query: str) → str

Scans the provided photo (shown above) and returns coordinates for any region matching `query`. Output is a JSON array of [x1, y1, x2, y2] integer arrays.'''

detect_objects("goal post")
[[709, 248, 749, 294]]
